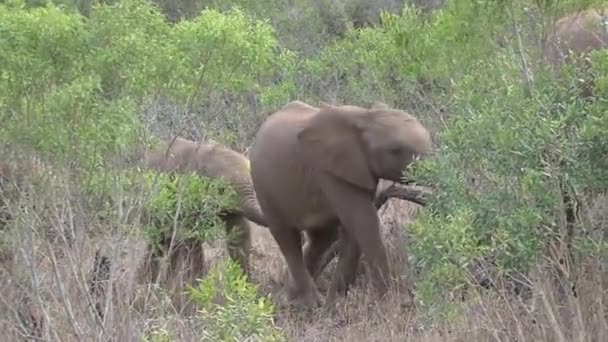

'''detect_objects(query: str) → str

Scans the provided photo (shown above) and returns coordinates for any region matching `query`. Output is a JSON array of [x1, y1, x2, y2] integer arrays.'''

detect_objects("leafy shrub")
[[188, 260, 285, 342], [141, 170, 238, 246], [394, 1, 608, 318], [82, 167, 239, 248], [0, 2, 145, 169], [169, 7, 284, 104], [0, 0, 293, 166]]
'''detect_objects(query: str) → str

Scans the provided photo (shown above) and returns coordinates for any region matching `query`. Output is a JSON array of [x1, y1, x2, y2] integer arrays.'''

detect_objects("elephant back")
[[193, 144, 253, 187], [143, 137, 253, 194], [544, 8, 608, 67]]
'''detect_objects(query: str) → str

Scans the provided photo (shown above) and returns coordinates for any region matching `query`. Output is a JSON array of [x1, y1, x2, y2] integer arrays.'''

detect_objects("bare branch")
[[374, 183, 431, 208]]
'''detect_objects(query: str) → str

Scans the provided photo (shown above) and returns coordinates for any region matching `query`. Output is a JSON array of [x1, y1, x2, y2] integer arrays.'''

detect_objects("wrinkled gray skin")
[[543, 8, 608, 96], [140, 137, 267, 281], [250, 101, 432, 307]]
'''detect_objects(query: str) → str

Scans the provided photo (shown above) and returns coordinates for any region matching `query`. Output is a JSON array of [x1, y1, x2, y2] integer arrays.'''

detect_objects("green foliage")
[[0, 0, 291, 168], [86, 0, 172, 99], [397, 0, 608, 317], [142, 170, 238, 245], [83, 167, 238, 246], [287, 1, 510, 111], [0, 2, 143, 168], [169, 7, 283, 104], [142, 328, 172, 342], [188, 260, 285, 342]]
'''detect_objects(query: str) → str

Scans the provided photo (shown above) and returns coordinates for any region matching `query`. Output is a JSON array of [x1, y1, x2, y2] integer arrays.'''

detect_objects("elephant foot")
[[286, 285, 323, 309], [399, 286, 415, 309]]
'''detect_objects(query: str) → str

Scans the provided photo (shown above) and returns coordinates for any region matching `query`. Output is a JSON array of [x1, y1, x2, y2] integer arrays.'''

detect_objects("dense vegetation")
[[0, 0, 606, 340]]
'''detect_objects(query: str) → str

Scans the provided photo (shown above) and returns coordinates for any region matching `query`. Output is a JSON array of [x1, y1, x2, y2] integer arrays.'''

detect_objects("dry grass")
[[0, 165, 606, 341]]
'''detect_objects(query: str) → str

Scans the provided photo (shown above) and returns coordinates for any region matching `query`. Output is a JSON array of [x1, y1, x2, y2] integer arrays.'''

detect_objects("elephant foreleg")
[[223, 214, 252, 276], [132, 239, 165, 312]]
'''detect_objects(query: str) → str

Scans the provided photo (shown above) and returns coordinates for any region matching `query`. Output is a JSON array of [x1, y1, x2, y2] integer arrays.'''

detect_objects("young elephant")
[[138, 137, 267, 294], [543, 8, 608, 95], [249, 101, 432, 307]]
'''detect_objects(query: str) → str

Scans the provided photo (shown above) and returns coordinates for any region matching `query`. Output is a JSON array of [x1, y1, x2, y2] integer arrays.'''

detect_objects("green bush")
[[82, 167, 239, 247], [169, 7, 285, 104], [0, 2, 146, 169], [0, 0, 292, 167], [141, 170, 238, 246], [392, 1, 608, 318], [188, 260, 285, 342]]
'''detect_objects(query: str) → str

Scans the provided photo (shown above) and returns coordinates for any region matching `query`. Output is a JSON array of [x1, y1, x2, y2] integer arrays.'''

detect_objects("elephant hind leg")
[[326, 231, 361, 305], [271, 227, 321, 308], [222, 213, 252, 276], [303, 226, 338, 281]]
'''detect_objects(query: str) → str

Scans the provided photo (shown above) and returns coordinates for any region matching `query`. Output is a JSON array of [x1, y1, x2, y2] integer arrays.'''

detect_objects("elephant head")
[[297, 102, 432, 191]]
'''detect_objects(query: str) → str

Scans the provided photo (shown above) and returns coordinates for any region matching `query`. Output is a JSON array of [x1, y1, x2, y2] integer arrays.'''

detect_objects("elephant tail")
[[240, 197, 268, 228], [232, 181, 268, 228]]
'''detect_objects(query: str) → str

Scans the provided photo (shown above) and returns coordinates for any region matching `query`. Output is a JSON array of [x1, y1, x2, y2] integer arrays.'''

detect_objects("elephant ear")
[[297, 104, 376, 192]]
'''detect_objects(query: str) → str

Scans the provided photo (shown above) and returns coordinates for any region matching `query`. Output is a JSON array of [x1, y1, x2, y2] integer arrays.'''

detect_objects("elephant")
[[249, 101, 432, 307], [136, 137, 267, 304], [542, 8, 607, 96]]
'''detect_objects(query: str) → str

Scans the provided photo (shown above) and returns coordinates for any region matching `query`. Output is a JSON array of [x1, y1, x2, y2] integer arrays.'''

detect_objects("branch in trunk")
[[374, 184, 431, 208]]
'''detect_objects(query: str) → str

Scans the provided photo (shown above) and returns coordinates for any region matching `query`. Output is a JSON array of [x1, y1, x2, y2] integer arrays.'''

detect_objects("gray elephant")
[[543, 8, 607, 67], [137, 137, 267, 297], [543, 8, 607, 96], [249, 101, 432, 307]]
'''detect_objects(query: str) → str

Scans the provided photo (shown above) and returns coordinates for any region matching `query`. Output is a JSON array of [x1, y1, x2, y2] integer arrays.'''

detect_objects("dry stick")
[[373, 184, 430, 208], [537, 264, 567, 342], [46, 240, 85, 340], [0, 294, 45, 341], [507, 5, 535, 97], [55, 196, 109, 336], [22, 211, 56, 341], [162, 180, 186, 313]]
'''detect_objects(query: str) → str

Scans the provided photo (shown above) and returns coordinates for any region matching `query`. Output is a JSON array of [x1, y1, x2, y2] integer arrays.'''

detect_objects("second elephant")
[[543, 8, 608, 97], [137, 137, 266, 298]]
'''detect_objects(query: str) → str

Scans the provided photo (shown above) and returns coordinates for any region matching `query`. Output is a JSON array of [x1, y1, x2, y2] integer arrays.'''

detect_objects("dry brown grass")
[[0, 165, 606, 341]]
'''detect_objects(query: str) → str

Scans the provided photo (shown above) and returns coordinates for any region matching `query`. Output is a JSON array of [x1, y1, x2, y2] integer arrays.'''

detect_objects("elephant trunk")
[[233, 181, 267, 227]]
